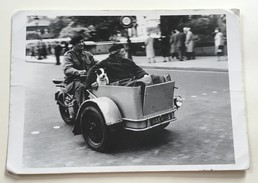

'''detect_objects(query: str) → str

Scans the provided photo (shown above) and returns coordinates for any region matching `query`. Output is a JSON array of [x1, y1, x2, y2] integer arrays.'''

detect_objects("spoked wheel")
[[58, 94, 75, 125], [80, 106, 109, 152]]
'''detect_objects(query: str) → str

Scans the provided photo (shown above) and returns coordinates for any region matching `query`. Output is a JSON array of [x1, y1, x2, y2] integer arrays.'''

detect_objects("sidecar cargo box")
[[90, 81, 175, 120], [143, 81, 175, 117]]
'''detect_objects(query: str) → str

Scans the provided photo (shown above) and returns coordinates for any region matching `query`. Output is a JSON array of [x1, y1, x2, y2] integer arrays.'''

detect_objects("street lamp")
[[34, 16, 40, 36], [33, 16, 43, 60]]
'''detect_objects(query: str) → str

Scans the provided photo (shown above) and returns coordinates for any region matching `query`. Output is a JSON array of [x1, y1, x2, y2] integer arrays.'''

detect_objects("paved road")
[[18, 62, 234, 168]]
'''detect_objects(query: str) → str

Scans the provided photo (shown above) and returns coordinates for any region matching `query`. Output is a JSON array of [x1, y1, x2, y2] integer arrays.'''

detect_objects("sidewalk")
[[25, 54, 228, 72]]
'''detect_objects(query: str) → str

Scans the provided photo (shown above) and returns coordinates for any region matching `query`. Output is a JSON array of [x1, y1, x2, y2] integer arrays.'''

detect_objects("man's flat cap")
[[109, 44, 124, 53], [70, 35, 84, 46]]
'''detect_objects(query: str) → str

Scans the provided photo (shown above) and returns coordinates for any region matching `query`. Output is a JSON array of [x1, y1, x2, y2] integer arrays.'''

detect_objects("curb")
[[139, 65, 228, 72], [25, 60, 228, 72], [26, 60, 56, 64]]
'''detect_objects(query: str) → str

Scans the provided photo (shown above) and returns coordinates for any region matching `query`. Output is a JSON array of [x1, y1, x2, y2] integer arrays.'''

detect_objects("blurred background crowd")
[[25, 14, 227, 61]]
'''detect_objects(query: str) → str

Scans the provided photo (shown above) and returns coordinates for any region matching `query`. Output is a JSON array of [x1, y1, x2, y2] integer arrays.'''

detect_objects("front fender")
[[55, 88, 66, 102], [73, 97, 123, 135]]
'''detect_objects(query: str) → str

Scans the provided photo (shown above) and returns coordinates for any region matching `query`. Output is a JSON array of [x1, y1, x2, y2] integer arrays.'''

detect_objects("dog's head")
[[95, 68, 107, 81]]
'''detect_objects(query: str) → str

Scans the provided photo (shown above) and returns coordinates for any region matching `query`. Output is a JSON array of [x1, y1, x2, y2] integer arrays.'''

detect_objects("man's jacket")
[[63, 49, 97, 84], [86, 55, 148, 87]]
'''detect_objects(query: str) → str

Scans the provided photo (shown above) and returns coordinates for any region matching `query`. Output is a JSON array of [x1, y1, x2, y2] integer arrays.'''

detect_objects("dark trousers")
[[55, 54, 60, 65], [171, 52, 179, 59], [186, 52, 195, 60], [66, 80, 87, 107], [178, 46, 186, 61]]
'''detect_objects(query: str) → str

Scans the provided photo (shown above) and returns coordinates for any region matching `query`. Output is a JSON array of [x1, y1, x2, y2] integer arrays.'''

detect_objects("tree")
[[61, 16, 136, 41], [68, 16, 124, 41], [49, 17, 70, 38], [59, 26, 92, 40]]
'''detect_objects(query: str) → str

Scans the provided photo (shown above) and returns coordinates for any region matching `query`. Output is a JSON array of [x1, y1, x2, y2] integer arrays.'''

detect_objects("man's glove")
[[78, 70, 86, 75], [91, 82, 99, 90]]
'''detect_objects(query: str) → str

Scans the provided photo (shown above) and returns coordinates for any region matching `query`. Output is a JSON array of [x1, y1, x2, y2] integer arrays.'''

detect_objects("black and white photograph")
[[7, 9, 249, 174]]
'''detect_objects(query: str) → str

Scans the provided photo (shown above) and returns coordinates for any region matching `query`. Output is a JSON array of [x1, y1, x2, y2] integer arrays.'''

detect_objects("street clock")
[[120, 16, 134, 28]]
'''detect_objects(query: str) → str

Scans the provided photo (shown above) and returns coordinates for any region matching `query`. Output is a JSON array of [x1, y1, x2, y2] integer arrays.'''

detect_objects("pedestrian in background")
[[185, 27, 195, 60], [145, 33, 156, 63], [63, 42, 70, 54], [30, 44, 36, 59], [214, 28, 224, 61], [126, 36, 133, 60], [47, 42, 52, 55], [160, 35, 171, 62], [54, 42, 63, 65], [170, 30, 179, 60], [37, 40, 43, 60], [176, 28, 186, 61], [42, 42, 48, 59]]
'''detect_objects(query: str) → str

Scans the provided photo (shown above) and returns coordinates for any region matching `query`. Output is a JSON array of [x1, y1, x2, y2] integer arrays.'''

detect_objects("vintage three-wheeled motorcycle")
[[53, 77, 182, 152]]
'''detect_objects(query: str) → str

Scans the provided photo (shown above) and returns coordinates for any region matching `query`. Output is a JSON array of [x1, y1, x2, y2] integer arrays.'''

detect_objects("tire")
[[157, 122, 170, 130], [80, 106, 109, 152], [59, 104, 74, 125], [58, 93, 75, 125], [160, 123, 170, 129]]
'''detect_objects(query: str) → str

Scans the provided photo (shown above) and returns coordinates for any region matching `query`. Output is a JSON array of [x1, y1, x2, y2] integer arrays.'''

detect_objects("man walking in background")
[[54, 42, 63, 65], [176, 28, 186, 61]]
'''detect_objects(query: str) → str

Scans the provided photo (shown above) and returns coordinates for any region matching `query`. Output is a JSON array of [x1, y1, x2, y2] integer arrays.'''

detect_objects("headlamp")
[[174, 96, 183, 108]]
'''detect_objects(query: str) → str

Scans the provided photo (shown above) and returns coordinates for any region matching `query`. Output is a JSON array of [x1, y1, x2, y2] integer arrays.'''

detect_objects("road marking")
[[202, 93, 207, 95], [199, 126, 207, 130], [154, 149, 160, 155], [53, 126, 60, 129], [191, 95, 197, 98], [64, 161, 75, 167], [31, 131, 40, 135], [212, 91, 218, 94], [132, 158, 143, 163], [204, 139, 211, 143]]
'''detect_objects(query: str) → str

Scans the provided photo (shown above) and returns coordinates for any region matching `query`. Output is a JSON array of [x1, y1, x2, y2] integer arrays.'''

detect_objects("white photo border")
[[7, 9, 249, 174]]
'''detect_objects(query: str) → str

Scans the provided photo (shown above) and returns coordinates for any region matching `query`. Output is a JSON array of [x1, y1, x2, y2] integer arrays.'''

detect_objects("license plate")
[[149, 113, 172, 126]]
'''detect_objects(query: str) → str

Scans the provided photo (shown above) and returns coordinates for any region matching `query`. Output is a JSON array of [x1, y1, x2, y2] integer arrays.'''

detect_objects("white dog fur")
[[95, 68, 109, 86]]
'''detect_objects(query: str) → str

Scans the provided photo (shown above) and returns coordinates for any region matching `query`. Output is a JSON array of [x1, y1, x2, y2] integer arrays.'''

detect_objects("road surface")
[[11, 61, 234, 168]]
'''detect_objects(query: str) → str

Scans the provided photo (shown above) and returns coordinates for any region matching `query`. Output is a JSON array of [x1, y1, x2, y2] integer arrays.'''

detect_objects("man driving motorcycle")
[[63, 35, 98, 116]]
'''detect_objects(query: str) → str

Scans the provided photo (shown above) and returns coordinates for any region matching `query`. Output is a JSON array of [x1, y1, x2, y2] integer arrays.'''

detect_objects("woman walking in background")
[[214, 28, 224, 61], [185, 27, 195, 60], [145, 33, 156, 63], [170, 30, 179, 60]]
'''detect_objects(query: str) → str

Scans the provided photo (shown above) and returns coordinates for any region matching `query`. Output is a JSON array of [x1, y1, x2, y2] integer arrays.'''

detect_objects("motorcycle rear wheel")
[[59, 104, 75, 125], [58, 93, 75, 125]]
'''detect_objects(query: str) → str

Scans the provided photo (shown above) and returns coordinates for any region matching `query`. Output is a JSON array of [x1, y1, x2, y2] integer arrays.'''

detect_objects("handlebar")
[[56, 84, 65, 88], [52, 79, 64, 84]]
